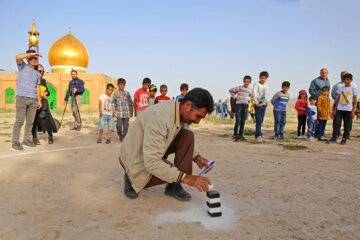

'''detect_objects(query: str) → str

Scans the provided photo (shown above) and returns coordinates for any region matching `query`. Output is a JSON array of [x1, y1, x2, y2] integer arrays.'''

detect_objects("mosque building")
[[0, 21, 116, 109]]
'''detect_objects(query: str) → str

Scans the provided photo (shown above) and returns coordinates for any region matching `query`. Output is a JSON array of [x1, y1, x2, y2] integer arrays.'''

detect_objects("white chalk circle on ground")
[[155, 202, 236, 230]]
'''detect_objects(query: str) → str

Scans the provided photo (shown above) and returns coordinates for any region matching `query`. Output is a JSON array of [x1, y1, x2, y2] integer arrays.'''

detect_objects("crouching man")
[[119, 88, 214, 201]]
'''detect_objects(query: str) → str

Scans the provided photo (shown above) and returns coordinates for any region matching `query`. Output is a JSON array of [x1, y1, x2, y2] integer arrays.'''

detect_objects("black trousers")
[[32, 112, 53, 138], [332, 110, 353, 139], [297, 115, 306, 136]]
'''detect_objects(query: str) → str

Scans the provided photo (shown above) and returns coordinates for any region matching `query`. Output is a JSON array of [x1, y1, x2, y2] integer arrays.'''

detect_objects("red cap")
[[299, 90, 307, 95]]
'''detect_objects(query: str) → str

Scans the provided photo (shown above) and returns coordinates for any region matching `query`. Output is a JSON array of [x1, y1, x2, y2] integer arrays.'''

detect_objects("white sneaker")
[[256, 136, 263, 142], [301, 135, 306, 139], [297, 136, 302, 139]]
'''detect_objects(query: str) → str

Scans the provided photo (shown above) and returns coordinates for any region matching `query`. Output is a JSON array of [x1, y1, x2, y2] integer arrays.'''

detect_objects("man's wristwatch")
[[193, 154, 201, 163]]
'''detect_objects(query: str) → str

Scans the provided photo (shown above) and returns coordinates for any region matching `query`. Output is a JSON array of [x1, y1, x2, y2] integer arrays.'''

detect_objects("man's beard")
[[181, 111, 195, 125]]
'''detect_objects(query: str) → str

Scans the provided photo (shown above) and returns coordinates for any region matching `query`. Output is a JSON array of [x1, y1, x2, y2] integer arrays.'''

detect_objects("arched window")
[[82, 88, 89, 105], [46, 83, 57, 109], [65, 89, 89, 105], [5, 88, 15, 104], [65, 90, 71, 104]]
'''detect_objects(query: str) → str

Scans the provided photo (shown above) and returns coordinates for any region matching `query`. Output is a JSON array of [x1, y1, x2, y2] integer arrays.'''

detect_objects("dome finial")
[[69, 27, 71, 34], [28, 20, 40, 52]]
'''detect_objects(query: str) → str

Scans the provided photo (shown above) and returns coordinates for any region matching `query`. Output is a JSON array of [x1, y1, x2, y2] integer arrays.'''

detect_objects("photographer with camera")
[[63, 70, 84, 131]]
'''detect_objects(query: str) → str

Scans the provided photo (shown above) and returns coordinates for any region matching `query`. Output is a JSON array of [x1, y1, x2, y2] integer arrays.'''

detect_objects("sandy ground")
[[0, 109, 360, 240]]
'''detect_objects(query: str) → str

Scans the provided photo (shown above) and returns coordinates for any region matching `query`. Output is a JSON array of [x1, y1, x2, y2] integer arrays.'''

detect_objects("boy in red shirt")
[[133, 78, 151, 117], [155, 84, 171, 104]]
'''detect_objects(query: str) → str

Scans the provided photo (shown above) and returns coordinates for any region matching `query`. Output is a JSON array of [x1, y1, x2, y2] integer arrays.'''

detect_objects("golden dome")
[[48, 33, 89, 73]]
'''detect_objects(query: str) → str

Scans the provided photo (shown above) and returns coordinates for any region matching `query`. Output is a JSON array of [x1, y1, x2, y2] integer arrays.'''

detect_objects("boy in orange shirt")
[[317, 86, 332, 141]]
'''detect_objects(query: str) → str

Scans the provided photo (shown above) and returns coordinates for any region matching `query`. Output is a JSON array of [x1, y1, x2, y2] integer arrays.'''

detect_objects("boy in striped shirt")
[[229, 75, 252, 141]]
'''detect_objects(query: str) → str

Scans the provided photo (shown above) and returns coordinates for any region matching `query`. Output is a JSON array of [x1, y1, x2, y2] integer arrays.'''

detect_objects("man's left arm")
[[326, 80, 331, 89], [143, 119, 183, 183], [36, 75, 42, 109], [76, 79, 85, 94]]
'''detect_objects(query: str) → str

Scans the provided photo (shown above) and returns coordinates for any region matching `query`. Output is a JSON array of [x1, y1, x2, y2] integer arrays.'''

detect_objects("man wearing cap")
[[148, 84, 157, 106], [12, 50, 42, 151], [119, 88, 214, 201]]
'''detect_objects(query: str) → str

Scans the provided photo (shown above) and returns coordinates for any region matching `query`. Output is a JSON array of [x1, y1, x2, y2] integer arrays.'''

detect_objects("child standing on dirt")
[[176, 83, 189, 100], [133, 78, 151, 117], [148, 84, 157, 106], [271, 81, 290, 141], [306, 96, 318, 142], [155, 84, 171, 103], [295, 90, 308, 139], [229, 75, 252, 141], [328, 73, 358, 145], [252, 71, 269, 142], [97, 83, 115, 144], [317, 86, 332, 141], [112, 78, 133, 142]]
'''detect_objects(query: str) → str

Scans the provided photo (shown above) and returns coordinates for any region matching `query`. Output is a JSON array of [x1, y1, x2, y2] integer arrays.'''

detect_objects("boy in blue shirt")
[[306, 96, 318, 142], [176, 83, 189, 101], [271, 81, 290, 141]]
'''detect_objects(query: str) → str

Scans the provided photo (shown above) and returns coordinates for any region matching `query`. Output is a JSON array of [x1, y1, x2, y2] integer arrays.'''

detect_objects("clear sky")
[[0, 0, 359, 101]]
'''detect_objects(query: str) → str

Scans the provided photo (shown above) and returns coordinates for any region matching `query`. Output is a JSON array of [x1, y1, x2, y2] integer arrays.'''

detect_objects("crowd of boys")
[[228, 69, 358, 145], [96, 78, 189, 143], [97, 68, 358, 146]]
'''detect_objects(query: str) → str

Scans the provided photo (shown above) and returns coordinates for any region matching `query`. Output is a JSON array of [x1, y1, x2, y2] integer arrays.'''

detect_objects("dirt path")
[[0, 112, 359, 239]]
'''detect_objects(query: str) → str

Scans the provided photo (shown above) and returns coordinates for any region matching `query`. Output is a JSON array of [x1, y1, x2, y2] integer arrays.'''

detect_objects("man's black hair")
[[143, 77, 151, 84], [117, 78, 126, 84], [26, 49, 36, 54], [282, 81, 290, 87], [106, 83, 114, 89], [309, 95, 317, 101], [160, 84, 167, 90], [243, 75, 252, 82], [322, 86, 330, 91], [180, 83, 189, 91], [181, 88, 214, 114], [71, 69, 77, 74], [259, 71, 269, 78], [342, 73, 353, 81]]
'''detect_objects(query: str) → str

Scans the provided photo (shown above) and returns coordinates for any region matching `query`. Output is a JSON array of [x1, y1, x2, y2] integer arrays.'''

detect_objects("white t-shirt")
[[336, 86, 358, 111], [99, 94, 113, 115]]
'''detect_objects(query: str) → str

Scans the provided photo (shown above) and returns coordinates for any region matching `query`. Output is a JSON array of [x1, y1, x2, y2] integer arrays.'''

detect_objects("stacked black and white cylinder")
[[206, 190, 222, 217]]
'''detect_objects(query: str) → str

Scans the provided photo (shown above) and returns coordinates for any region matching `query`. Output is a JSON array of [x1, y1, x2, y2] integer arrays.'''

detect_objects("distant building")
[[0, 22, 116, 109]]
